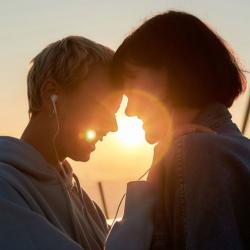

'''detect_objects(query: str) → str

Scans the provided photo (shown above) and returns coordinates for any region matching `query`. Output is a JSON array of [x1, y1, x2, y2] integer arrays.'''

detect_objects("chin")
[[70, 151, 91, 162], [145, 132, 159, 145]]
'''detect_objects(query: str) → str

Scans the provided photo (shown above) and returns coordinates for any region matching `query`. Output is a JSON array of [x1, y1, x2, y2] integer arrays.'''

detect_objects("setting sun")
[[115, 116, 145, 147], [114, 96, 145, 147]]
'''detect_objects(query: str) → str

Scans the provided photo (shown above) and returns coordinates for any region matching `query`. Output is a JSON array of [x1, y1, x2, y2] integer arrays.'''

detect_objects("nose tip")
[[111, 119, 118, 132], [107, 115, 118, 133]]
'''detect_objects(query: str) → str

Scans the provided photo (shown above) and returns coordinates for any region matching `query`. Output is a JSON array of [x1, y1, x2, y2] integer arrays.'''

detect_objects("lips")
[[96, 131, 108, 142], [89, 143, 96, 151], [88, 134, 106, 146], [88, 135, 106, 152]]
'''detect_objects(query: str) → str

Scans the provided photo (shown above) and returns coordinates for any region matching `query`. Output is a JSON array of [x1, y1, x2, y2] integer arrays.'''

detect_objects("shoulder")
[[0, 175, 30, 208], [170, 132, 227, 159], [0, 163, 38, 209], [0, 162, 26, 191], [177, 131, 223, 149], [161, 132, 230, 177], [157, 133, 236, 201]]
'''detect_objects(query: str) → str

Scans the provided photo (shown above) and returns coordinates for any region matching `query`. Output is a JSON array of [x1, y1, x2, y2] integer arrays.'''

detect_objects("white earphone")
[[50, 94, 67, 176], [50, 94, 58, 115]]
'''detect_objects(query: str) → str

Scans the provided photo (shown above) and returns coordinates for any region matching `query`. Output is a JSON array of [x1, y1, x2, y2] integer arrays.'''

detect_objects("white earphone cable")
[[109, 167, 151, 230], [51, 98, 67, 178]]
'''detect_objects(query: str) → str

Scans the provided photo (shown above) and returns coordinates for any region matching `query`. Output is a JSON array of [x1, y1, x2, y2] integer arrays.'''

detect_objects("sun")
[[112, 95, 146, 147], [115, 115, 145, 147]]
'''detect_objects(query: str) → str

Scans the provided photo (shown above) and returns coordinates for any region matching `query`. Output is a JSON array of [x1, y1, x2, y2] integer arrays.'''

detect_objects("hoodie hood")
[[0, 136, 65, 183]]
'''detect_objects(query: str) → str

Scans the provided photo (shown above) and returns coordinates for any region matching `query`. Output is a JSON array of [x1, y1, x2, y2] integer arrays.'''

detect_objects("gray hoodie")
[[0, 136, 107, 250], [0, 136, 155, 250]]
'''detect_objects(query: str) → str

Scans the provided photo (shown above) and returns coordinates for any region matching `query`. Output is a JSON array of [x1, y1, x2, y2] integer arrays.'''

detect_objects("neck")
[[170, 106, 200, 130], [21, 113, 62, 167]]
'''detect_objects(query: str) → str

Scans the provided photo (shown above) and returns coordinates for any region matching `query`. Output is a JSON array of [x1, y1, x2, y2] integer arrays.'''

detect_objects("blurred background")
[[0, 0, 249, 219]]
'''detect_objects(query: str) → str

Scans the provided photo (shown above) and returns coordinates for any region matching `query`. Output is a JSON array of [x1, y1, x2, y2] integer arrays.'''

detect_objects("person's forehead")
[[123, 68, 167, 97], [74, 65, 111, 96], [75, 70, 121, 109], [123, 63, 167, 85], [122, 64, 168, 103]]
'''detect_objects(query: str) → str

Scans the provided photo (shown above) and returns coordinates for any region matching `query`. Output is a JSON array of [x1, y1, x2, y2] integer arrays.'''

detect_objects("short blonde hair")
[[27, 36, 114, 115]]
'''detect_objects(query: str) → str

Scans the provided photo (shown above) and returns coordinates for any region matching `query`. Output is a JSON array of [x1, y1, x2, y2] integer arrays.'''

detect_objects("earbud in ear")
[[50, 94, 58, 104], [50, 94, 58, 114]]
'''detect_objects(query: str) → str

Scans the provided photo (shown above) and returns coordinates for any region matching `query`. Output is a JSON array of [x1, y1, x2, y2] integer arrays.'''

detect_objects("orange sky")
[[0, 0, 249, 184]]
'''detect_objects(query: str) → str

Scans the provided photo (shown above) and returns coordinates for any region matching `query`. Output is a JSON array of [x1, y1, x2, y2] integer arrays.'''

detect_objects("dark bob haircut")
[[112, 11, 246, 108]]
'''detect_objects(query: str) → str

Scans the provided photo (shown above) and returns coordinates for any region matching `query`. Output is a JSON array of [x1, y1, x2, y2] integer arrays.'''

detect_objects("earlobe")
[[40, 79, 59, 112]]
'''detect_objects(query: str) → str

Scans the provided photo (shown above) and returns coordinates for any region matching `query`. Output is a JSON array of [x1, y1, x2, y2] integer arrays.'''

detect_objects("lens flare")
[[115, 115, 145, 147], [79, 129, 96, 142], [85, 129, 96, 141]]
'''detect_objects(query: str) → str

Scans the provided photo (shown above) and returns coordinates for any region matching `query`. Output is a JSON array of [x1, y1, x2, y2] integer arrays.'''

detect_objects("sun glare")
[[115, 115, 145, 147], [79, 129, 96, 142], [86, 129, 96, 142], [113, 95, 146, 147]]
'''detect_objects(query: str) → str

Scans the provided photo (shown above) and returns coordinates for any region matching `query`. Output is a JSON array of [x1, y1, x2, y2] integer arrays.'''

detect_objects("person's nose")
[[101, 112, 118, 134], [109, 115, 118, 132]]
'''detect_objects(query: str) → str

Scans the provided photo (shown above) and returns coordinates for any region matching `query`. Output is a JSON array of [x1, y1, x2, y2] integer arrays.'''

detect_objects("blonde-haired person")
[[0, 36, 127, 250]]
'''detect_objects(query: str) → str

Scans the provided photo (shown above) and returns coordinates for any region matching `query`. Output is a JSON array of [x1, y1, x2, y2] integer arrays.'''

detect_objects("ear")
[[40, 79, 60, 112]]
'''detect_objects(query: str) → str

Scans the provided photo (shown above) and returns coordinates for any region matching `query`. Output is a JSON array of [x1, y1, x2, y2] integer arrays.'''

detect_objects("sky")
[[0, 0, 249, 183]]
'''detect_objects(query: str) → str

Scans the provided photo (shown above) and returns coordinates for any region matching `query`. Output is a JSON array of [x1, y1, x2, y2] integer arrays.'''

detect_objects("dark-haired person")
[[112, 11, 250, 249]]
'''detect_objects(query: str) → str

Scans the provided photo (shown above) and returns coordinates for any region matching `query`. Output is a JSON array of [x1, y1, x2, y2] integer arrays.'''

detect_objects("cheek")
[[90, 110, 113, 131], [59, 101, 91, 137]]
